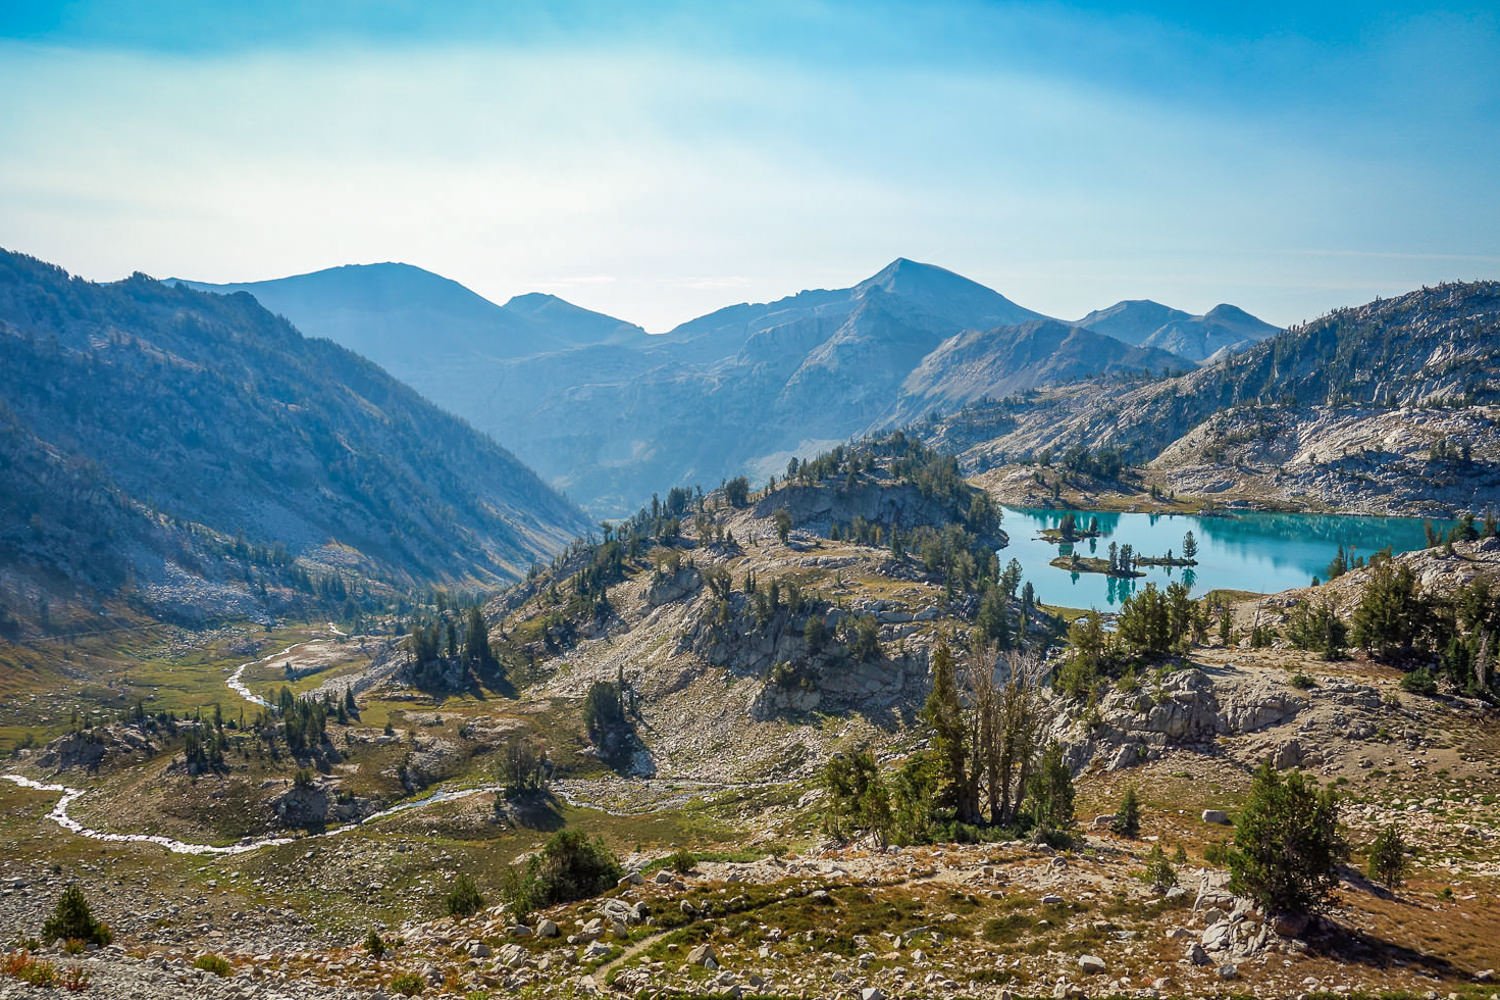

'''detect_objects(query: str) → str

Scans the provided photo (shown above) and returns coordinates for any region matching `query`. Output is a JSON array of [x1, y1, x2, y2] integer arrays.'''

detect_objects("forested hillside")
[[0, 251, 590, 631]]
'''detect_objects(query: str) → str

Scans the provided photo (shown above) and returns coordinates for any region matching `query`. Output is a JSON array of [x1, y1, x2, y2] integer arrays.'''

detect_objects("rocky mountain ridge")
[[927, 282, 1500, 516], [177, 258, 1277, 516], [0, 250, 590, 632]]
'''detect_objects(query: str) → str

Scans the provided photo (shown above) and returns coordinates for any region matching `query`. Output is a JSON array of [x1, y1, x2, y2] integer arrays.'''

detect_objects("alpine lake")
[[1000, 506, 1453, 611]]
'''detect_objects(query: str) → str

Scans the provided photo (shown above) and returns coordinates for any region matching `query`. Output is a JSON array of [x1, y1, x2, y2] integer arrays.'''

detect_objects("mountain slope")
[[174, 264, 648, 426], [0, 250, 590, 627], [931, 281, 1500, 515], [180, 257, 1273, 517], [896, 319, 1191, 418], [1077, 298, 1279, 362]]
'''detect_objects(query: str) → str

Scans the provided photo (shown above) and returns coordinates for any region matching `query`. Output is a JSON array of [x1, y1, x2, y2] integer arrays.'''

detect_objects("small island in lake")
[[1050, 553, 1144, 578], [1046, 528, 1200, 577], [1038, 511, 1102, 542]]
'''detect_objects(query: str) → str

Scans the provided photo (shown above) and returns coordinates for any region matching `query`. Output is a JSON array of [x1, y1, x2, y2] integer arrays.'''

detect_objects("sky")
[[1, 1, 1498, 331]]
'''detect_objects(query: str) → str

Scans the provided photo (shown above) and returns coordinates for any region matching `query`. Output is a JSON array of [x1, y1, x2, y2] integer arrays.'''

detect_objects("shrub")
[[667, 849, 696, 875], [724, 476, 751, 508], [1228, 763, 1348, 914], [1203, 838, 1230, 866], [61, 965, 91, 992], [389, 971, 426, 996], [1285, 600, 1348, 660], [1288, 671, 1318, 690], [1023, 743, 1075, 846], [1366, 824, 1408, 889], [583, 680, 625, 735], [364, 928, 387, 959], [1400, 668, 1438, 695], [4, 952, 60, 987], [445, 874, 485, 918], [193, 954, 232, 977], [498, 828, 622, 918], [41, 884, 112, 947], [1143, 844, 1177, 891], [1110, 786, 1141, 838]]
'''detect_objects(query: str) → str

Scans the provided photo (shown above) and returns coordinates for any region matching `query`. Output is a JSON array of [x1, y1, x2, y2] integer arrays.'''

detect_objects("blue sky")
[[1, 1, 1497, 329]]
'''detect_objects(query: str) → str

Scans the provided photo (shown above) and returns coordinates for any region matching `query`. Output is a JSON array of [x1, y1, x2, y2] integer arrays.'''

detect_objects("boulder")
[[1077, 954, 1107, 974], [1201, 809, 1231, 825]]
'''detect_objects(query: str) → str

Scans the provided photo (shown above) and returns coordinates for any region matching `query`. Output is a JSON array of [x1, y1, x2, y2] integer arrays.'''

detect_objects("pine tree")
[[1182, 531, 1198, 562], [1024, 743, 1075, 845], [1228, 764, 1348, 914], [1365, 824, 1407, 889], [923, 641, 977, 824], [445, 873, 485, 917], [1111, 785, 1141, 837], [42, 884, 112, 946]]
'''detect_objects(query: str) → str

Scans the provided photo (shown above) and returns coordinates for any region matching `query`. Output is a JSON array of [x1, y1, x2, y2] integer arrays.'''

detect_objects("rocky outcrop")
[[647, 564, 702, 607], [35, 725, 158, 773], [271, 780, 373, 829], [1063, 667, 1305, 770]]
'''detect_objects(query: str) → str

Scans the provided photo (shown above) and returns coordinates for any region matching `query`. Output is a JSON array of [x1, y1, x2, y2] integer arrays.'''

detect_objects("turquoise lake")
[[1000, 506, 1449, 610]]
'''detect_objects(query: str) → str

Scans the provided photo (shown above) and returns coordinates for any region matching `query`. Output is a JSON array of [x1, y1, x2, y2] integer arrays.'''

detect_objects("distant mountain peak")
[[857, 257, 979, 294]]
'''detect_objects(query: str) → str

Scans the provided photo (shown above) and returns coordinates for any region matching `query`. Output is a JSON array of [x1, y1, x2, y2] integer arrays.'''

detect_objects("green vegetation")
[[498, 828, 622, 919], [1350, 562, 1498, 697], [1366, 824, 1408, 889], [192, 954, 233, 977], [1286, 599, 1348, 660], [389, 970, 426, 996], [1143, 844, 1177, 891], [1400, 668, 1438, 696], [40, 884, 111, 947], [3, 952, 60, 988], [364, 928, 387, 959], [583, 680, 626, 737], [445, 873, 485, 918], [1056, 581, 1207, 699], [1228, 764, 1348, 914], [821, 644, 1058, 844], [1111, 786, 1141, 838]]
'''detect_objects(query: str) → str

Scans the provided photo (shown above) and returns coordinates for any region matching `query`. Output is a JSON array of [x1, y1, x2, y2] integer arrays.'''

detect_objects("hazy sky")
[[2, 1, 1498, 330]]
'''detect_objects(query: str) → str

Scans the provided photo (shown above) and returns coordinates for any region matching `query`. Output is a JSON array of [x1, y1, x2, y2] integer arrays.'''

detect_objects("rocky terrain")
[[1, 452, 1497, 998], [927, 282, 1500, 517]]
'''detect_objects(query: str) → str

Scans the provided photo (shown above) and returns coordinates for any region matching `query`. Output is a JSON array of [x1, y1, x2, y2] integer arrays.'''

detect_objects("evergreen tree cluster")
[[1351, 561, 1499, 695], [822, 645, 1064, 845], [1056, 582, 1208, 699]]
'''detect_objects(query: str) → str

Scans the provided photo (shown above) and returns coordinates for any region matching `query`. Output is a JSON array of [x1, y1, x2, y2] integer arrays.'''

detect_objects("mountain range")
[[928, 281, 1500, 515], [1074, 299, 1280, 362], [177, 258, 1276, 515], [0, 250, 590, 629]]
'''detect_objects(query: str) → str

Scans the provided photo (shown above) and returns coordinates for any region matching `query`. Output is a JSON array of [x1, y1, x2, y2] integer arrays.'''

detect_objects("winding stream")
[[0, 773, 490, 855], [2, 621, 759, 855], [225, 621, 348, 708]]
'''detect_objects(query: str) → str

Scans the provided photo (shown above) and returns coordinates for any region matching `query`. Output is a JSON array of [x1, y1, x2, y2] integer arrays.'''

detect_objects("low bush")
[[389, 970, 426, 996], [445, 874, 485, 918], [41, 884, 112, 947], [3, 952, 60, 987], [193, 954, 232, 977], [1400, 668, 1438, 695], [499, 828, 622, 919]]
